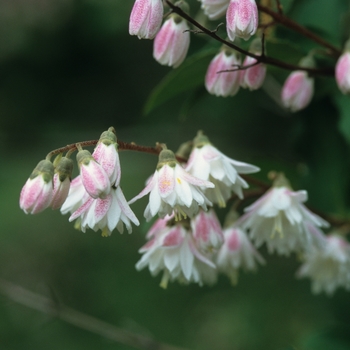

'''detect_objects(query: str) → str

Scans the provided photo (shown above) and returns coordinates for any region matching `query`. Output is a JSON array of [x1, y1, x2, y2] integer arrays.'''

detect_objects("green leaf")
[[143, 48, 217, 115]]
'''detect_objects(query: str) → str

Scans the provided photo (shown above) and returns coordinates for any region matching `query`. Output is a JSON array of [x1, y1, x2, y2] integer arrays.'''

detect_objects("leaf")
[[143, 48, 217, 115]]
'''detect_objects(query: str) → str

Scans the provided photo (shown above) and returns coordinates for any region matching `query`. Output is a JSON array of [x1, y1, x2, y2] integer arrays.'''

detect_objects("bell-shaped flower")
[[281, 70, 314, 112], [129, 149, 214, 221], [335, 50, 350, 94], [92, 127, 121, 186], [69, 186, 140, 236], [136, 217, 217, 287], [153, 14, 190, 68], [199, 0, 230, 20], [239, 174, 329, 256], [298, 234, 350, 295], [186, 132, 259, 207], [205, 48, 242, 97], [129, 0, 164, 39], [20, 159, 54, 214], [226, 0, 258, 41], [240, 55, 266, 90], [60, 176, 88, 215], [76, 149, 111, 199]]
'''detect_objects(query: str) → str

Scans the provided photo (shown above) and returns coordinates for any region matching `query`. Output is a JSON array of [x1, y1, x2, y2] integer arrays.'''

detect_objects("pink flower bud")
[[240, 55, 266, 90], [20, 160, 54, 214], [335, 51, 350, 94], [226, 0, 258, 41], [281, 70, 314, 112], [129, 0, 164, 39], [77, 150, 111, 199], [153, 15, 190, 68], [205, 49, 241, 97]]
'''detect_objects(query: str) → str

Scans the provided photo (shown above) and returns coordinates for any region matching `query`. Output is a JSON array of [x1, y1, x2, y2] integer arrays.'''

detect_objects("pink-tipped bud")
[[20, 160, 54, 214], [77, 150, 111, 199], [281, 70, 314, 112], [205, 49, 241, 97], [240, 55, 266, 90], [335, 51, 350, 94], [199, 0, 230, 20], [153, 15, 190, 68], [129, 0, 164, 39], [226, 0, 258, 41]]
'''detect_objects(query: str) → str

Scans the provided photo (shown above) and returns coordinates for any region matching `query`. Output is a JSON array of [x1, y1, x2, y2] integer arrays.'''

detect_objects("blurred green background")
[[1, 0, 350, 349]]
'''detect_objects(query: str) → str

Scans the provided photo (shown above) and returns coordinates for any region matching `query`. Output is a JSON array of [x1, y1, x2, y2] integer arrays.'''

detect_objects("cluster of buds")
[[19, 127, 350, 294]]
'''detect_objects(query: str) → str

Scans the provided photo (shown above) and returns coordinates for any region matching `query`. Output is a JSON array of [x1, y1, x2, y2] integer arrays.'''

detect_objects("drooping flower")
[[199, 0, 230, 20], [20, 159, 54, 214], [239, 174, 329, 255], [129, 0, 164, 39], [185, 132, 259, 207], [298, 234, 350, 295], [69, 186, 140, 236], [226, 0, 258, 41], [60, 176, 88, 216], [153, 14, 190, 68], [205, 48, 242, 97], [335, 50, 350, 94], [240, 55, 266, 90], [129, 149, 214, 221], [136, 217, 217, 287]]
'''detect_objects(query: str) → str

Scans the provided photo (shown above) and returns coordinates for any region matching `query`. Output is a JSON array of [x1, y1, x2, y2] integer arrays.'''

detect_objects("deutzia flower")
[[129, 149, 214, 221], [136, 216, 217, 287], [186, 132, 259, 207], [298, 234, 350, 295], [199, 0, 230, 20], [239, 173, 329, 256]]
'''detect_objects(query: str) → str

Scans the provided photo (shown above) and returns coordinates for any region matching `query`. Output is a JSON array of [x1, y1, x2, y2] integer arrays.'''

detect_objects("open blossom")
[[20, 160, 54, 214], [205, 49, 242, 97], [69, 186, 140, 236], [199, 0, 230, 20], [298, 234, 350, 295], [239, 176, 329, 255], [60, 176, 88, 215], [153, 15, 190, 68], [240, 55, 266, 90], [217, 226, 265, 284], [136, 217, 217, 287], [281, 70, 314, 112], [226, 0, 258, 41], [335, 51, 350, 94], [129, 0, 164, 39], [129, 149, 214, 221], [186, 132, 259, 207]]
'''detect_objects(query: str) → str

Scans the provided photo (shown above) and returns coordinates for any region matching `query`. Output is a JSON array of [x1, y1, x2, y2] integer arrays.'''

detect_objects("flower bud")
[[153, 14, 190, 68], [335, 51, 350, 94], [240, 55, 266, 90], [20, 160, 54, 214], [205, 49, 241, 97], [199, 0, 230, 20], [76, 149, 111, 199], [129, 0, 164, 39], [226, 0, 258, 41]]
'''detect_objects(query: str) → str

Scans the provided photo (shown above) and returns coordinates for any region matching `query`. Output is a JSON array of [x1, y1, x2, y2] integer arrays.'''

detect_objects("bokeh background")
[[1, 0, 350, 349]]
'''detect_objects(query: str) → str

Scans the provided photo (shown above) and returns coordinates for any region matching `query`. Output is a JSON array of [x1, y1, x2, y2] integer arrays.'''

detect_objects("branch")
[[0, 279, 187, 350]]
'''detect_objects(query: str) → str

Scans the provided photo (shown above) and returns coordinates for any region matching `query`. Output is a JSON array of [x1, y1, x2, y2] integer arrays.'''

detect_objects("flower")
[[239, 174, 329, 255], [281, 70, 314, 112], [335, 51, 350, 94], [60, 176, 88, 215], [226, 0, 258, 41], [129, 0, 164, 39], [136, 217, 217, 287], [205, 49, 242, 97], [20, 160, 54, 214], [129, 149, 214, 221], [76, 149, 111, 199], [298, 234, 350, 295], [153, 14, 190, 68], [185, 132, 259, 207], [199, 0, 230, 20], [240, 55, 266, 90], [69, 186, 140, 236], [217, 226, 265, 284]]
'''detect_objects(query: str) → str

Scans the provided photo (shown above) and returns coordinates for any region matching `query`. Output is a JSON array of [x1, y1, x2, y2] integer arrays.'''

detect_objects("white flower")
[[136, 217, 217, 287], [199, 0, 230, 20], [239, 180, 329, 255], [186, 133, 259, 207], [217, 226, 264, 284], [298, 234, 350, 295], [61, 176, 88, 215], [129, 149, 214, 221]]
